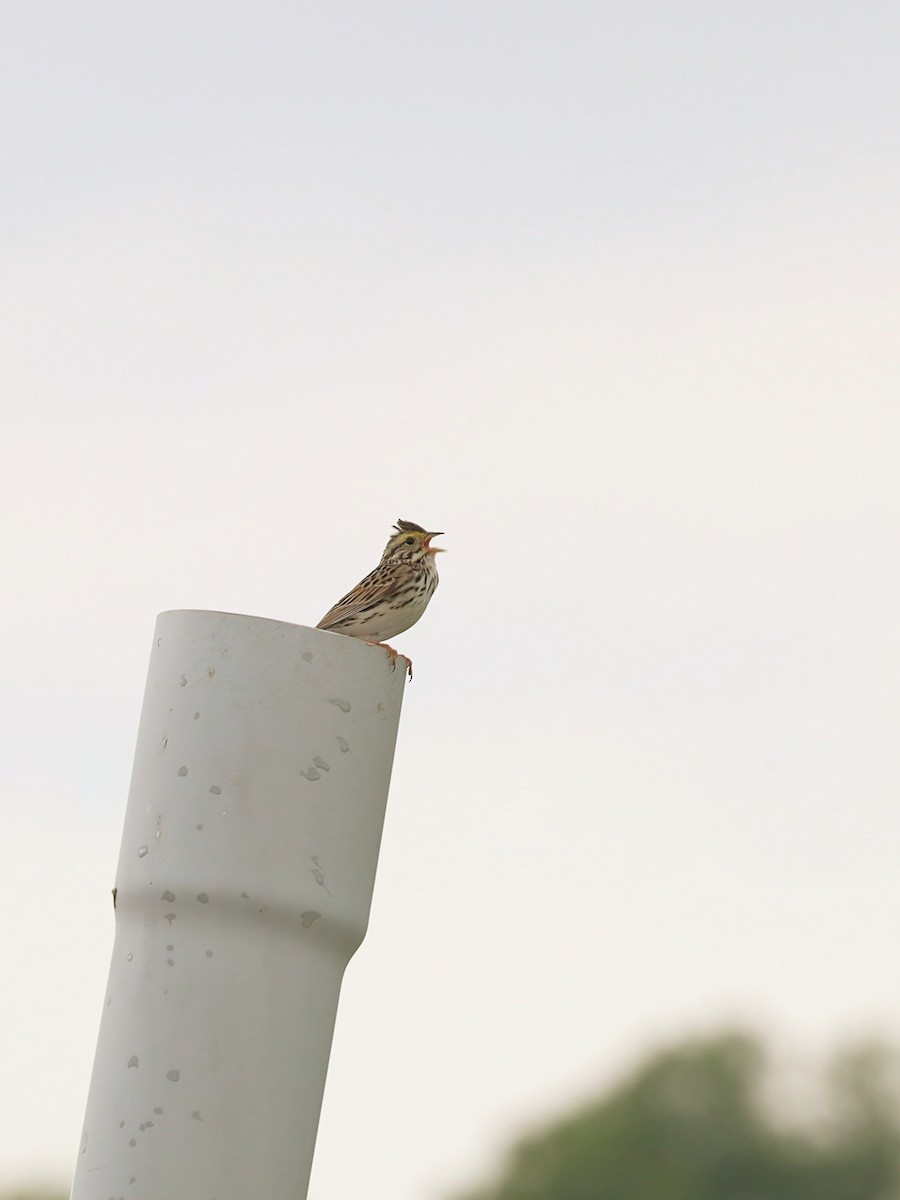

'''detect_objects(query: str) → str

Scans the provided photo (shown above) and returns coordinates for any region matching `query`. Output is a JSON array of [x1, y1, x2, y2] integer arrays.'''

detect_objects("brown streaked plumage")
[[316, 519, 444, 679]]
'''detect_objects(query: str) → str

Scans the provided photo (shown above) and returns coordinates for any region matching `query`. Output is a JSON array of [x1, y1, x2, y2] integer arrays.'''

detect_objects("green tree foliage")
[[453, 1031, 900, 1200]]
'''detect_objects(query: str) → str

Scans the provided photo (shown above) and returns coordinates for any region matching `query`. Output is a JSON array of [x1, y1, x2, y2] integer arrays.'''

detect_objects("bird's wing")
[[317, 562, 417, 630]]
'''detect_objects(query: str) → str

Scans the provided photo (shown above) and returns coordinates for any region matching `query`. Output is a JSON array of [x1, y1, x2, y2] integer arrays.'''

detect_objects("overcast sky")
[[2, 3, 900, 1197]]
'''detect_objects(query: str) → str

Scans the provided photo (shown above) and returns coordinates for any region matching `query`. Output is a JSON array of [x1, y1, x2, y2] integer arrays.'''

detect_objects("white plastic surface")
[[70, 610, 405, 1200]]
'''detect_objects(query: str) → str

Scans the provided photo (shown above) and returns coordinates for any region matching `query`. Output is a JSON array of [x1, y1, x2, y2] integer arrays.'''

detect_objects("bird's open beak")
[[425, 532, 445, 554]]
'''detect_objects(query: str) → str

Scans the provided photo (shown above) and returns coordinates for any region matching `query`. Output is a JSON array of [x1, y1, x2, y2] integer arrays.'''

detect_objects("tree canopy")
[[452, 1031, 900, 1200]]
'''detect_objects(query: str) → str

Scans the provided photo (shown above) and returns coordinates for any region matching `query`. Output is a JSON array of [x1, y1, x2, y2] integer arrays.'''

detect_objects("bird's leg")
[[364, 640, 413, 680]]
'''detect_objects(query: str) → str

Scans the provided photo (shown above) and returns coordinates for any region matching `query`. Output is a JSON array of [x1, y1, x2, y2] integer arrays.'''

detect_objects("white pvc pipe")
[[70, 610, 405, 1200]]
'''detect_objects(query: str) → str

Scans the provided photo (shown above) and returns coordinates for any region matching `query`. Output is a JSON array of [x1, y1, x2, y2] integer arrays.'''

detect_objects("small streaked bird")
[[316, 519, 445, 678]]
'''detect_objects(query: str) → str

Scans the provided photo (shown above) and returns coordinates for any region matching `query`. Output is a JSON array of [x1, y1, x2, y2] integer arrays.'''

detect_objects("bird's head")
[[382, 519, 445, 563]]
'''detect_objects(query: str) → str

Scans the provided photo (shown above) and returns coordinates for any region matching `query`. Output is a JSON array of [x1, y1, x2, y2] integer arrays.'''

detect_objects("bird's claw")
[[387, 646, 413, 681], [368, 640, 413, 681]]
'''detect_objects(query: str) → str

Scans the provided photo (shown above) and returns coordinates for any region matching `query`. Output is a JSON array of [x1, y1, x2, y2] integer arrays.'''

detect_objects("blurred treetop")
[[452, 1030, 900, 1200]]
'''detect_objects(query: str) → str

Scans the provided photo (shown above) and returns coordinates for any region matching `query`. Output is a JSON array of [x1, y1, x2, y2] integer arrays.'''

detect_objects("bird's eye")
[[405, 537, 415, 545]]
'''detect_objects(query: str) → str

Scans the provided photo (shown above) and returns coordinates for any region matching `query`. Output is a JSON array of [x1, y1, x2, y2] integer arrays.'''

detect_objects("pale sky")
[[2, 3, 900, 1197]]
